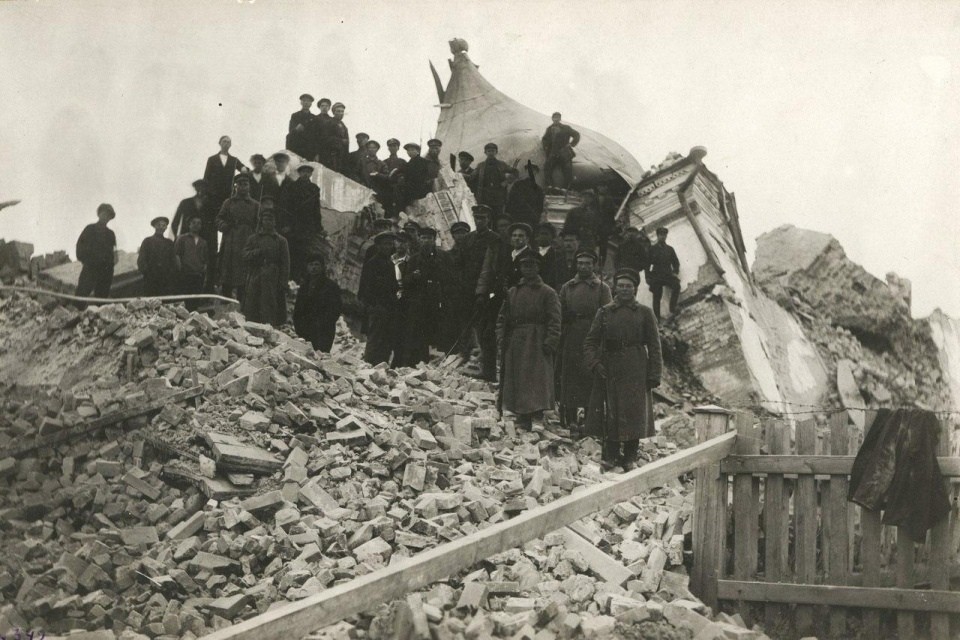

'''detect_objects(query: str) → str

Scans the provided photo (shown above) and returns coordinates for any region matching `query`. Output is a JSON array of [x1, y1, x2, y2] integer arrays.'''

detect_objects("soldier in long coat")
[[216, 174, 259, 301], [558, 250, 612, 429], [583, 268, 662, 469], [395, 227, 445, 367], [496, 253, 562, 429], [358, 231, 400, 365], [241, 209, 290, 327]]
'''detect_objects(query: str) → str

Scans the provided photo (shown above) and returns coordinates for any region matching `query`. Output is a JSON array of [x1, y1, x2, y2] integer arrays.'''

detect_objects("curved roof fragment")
[[434, 40, 644, 187]]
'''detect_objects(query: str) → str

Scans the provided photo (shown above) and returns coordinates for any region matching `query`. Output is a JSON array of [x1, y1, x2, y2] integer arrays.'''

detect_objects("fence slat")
[[692, 407, 731, 610], [826, 413, 850, 638], [794, 418, 818, 636], [897, 527, 916, 640], [733, 413, 760, 625], [860, 410, 881, 638], [930, 414, 952, 640], [763, 419, 790, 634]]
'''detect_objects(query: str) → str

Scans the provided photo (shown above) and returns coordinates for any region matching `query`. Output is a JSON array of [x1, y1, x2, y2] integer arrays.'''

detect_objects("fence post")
[[691, 405, 733, 611]]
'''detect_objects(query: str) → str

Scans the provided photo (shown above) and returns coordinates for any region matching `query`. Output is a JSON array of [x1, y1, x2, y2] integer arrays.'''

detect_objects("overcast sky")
[[1, 0, 958, 317]]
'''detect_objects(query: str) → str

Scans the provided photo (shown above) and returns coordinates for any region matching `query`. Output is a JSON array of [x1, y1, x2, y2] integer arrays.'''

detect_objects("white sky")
[[1, 0, 958, 317]]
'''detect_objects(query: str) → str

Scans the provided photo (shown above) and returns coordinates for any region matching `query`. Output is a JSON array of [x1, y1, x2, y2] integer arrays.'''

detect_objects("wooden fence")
[[693, 408, 960, 640]]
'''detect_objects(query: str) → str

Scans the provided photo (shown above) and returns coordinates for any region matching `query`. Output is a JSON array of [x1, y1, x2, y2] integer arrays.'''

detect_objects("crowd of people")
[[71, 94, 684, 469]]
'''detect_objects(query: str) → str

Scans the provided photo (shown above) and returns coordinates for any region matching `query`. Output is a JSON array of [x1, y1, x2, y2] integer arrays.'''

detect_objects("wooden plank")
[[9, 385, 204, 458], [794, 418, 818, 636], [861, 507, 883, 638], [930, 416, 952, 640], [559, 527, 633, 586], [199, 430, 737, 640], [826, 413, 850, 638], [763, 419, 790, 633], [718, 580, 960, 613], [732, 413, 760, 625], [897, 527, 916, 640], [691, 407, 731, 609], [721, 455, 960, 476]]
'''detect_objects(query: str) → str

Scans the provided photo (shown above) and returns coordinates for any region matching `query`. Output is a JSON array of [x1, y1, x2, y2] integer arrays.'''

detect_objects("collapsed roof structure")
[[433, 39, 644, 189]]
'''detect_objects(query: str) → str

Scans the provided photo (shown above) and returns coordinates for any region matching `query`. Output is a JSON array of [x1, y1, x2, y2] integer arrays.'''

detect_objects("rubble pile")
[[0, 290, 760, 639]]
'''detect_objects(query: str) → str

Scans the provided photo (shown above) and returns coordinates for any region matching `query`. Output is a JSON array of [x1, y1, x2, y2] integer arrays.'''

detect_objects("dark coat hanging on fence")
[[848, 408, 951, 541]]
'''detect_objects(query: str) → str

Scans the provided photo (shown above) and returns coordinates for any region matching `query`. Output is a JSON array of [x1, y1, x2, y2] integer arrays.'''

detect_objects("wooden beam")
[[718, 580, 960, 614], [9, 385, 204, 458], [559, 527, 633, 586], [199, 431, 737, 640], [721, 455, 960, 477]]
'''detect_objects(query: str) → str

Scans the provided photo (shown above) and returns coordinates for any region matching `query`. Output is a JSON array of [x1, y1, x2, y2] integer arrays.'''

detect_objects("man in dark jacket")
[[313, 101, 349, 173], [286, 93, 315, 160], [440, 220, 474, 356], [294, 253, 342, 353], [542, 112, 580, 189], [203, 135, 247, 213], [505, 161, 545, 229], [471, 142, 518, 216], [646, 227, 681, 320], [216, 174, 259, 301], [555, 230, 580, 287], [171, 179, 209, 238], [395, 227, 446, 367], [359, 231, 401, 365], [173, 215, 208, 310], [247, 154, 268, 202], [399, 143, 431, 210], [138, 216, 176, 297], [287, 164, 324, 284], [534, 222, 561, 290], [75, 204, 118, 299], [347, 132, 370, 182], [615, 226, 650, 273], [457, 151, 475, 189], [382, 138, 407, 218], [425, 138, 443, 183]]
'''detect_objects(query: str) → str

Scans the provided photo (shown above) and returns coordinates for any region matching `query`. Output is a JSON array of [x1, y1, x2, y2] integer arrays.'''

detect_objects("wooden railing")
[[695, 409, 960, 640]]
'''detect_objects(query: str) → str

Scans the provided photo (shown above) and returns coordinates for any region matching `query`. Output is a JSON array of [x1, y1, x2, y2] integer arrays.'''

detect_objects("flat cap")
[[374, 231, 398, 243], [365, 140, 381, 149], [403, 142, 421, 151], [484, 142, 498, 151], [318, 97, 332, 106], [418, 227, 438, 238], [296, 164, 314, 172], [332, 102, 345, 110], [96, 203, 116, 219], [508, 222, 533, 237], [386, 138, 401, 146], [233, 173, 250, 183], [450, 221, 471, 234], [614, 268, 641, 287], [471, 204, 492, 216], [299, 93, 315, 101], [150, 216, 169, 227], [575, 249, 598, 262], [458, 151, 474, 162], [272, 152, 290, 161], [427, 138, 442, 147]]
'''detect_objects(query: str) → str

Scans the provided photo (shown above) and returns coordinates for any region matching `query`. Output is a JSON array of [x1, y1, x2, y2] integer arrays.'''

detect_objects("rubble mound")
[[0, 289, 761, 640]]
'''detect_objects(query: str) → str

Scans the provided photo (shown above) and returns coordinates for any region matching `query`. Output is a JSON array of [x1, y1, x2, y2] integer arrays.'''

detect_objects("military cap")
[[507, 222, 533, 237], [332, 102, 345, 110], [96, 203, 116, 219], [516, 250, 541, 266], [484, 142, 499, 152], [536, 221, 557, 237], [450, 221, 471, 234], [296, 164, 314, 173], [356, 132, 369, 140], [150, 216, 169, 227], [575, 249, 598, 262], [403, 142, 421, 151], [272, 152, 290, 161], [418, 227, 438, 238], [427, 138, 442, 148], [386, 138, 401, 146], [614, 268, 641, 288], [299, 93, 315, 102], [374, 231, 399, 243], [471, 204, 492, 216], [656, 226, 669, 235], [191, 179, 207, 190], [233, 173, 250, 183], [365, 140, 381, 149], [458, 151, 474, 162], [318, 97, 332, 106]]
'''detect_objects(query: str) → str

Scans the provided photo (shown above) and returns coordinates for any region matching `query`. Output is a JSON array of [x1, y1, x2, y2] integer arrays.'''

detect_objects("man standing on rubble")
[[396, 227, 445, 367], [247, 154, 268, 202], [505, 161, 544, 230], [173, 215, 207, 310], [382, 138, 407, 217], [359, 231, 401, 366], [314, 102, 349, 173], [646, 227, 681, 321], [542, 112, 580, 190], [347, 132, 370, 181], [203, 135, 247, 213], [287, 93, 316, 160], [75, 203, 118, 299], [287, 164, 324, 284], [171, 179, 209, 239], [557, 249, 611, 429], [615, 226, 650, 274], [137, 216, 176, 297], [474, 221, 534, 382], [241, 208, 290, 327], [440, 220, 474, 356], [425, 138, 443, 183], [460, 206, 498, 374], [294, 252, 342, 353], [472, 142, 518, 216], [583, 268, 662, 469], [307, 97, 334, 163], [457, 151, 475, 188], [399, 143, 431, 210], [216, 173, 259, 302], [497, 252, 561, 430]]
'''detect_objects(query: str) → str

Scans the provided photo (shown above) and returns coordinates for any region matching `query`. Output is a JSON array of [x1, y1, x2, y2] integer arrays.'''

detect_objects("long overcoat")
[[558, 276, 612, 413], [216, 196, 259, 287], [395, 249, 448, 367], [241, 231, 290, 327], [496, 276, 562, 415], [583, 299, 662, 441]]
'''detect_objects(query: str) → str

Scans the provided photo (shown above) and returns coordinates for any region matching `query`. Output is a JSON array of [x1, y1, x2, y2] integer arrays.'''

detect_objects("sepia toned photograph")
[[0, 1, 958, 638]]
